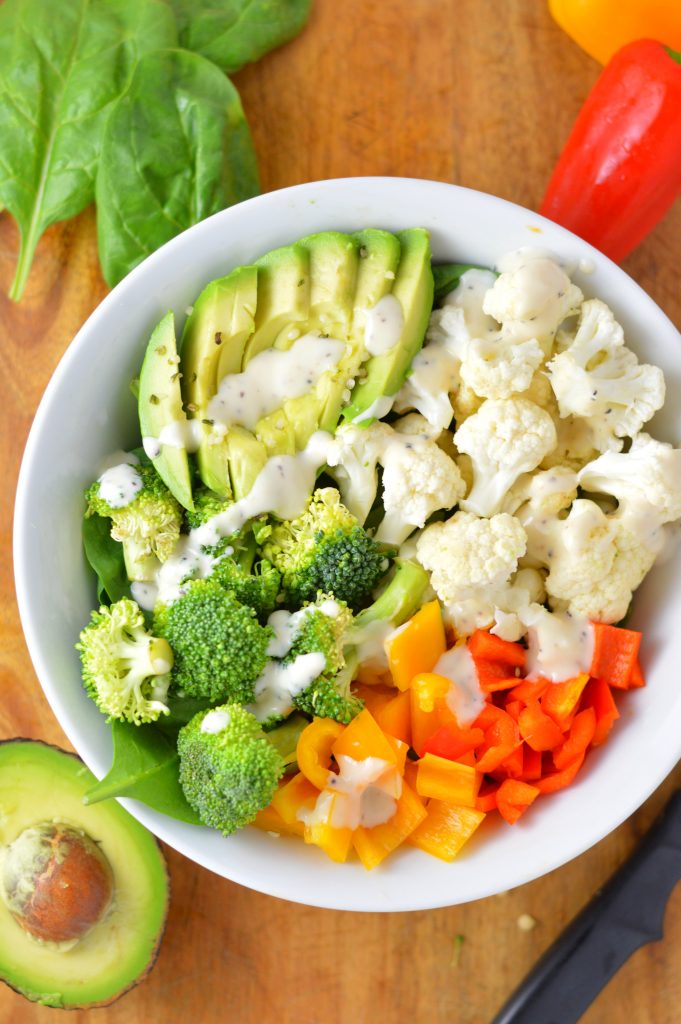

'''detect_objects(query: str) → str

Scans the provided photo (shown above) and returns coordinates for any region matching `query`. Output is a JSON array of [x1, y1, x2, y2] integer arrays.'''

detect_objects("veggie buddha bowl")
[[14, 178, 681, 911]]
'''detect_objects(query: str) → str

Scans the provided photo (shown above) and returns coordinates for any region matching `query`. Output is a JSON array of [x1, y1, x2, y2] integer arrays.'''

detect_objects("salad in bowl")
[[76, 223, 681, 871]]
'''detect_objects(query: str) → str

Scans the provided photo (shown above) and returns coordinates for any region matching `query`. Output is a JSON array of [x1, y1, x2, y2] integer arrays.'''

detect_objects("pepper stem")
[[665, 46, 681, 65]]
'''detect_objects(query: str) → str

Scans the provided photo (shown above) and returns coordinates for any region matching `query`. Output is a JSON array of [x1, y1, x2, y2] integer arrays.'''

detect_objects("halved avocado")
[[244, 242, 310, 363], [0, 741, 168, 1009], [342, 228, 434, 425], [138, 312, 194, 510]]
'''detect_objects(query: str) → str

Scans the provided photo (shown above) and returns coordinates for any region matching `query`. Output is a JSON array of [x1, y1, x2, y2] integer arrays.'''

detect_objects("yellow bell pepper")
[[407, 801, 486, 862], [384, 734, 409, 774], [415, 753, 481, 807], [374, 689, 411, 746], [352, 681, 396, 717], [296, 717, 344, 789], [332, 708, 397, 765], [252, 804, 291, 835], [386, 600, 446, 690], [410, 673, 450, 756], [352, 781, 427, 870], [549, 0, 681, 66], [270, 771, 318, 832]]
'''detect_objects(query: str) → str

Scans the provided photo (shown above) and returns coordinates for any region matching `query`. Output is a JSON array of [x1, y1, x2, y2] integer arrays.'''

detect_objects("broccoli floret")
[[153, 579, 271, 703], [86, 462, 182, 582], [77, 597, 173, 724], [263, 487, 391, 610], [184, 486, 232, 530], [178, 704, 285, 835], [211, 555, 281, 620]]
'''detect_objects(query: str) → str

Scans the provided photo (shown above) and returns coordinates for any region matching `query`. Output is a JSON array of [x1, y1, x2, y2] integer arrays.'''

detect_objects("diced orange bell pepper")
[[421, 724, 484, 762], [297, 717, 345, 790], [590, 623, 641, 689], [410, 675, 450, 756], [352, 682, 396, 717], [332, 708, 397, 765], [518, 699, 564, 752], [386, 600, 446, 690], [304, 814, 354, 863], [582, 677, 620, 746], [353, 781, 427, 870], [520, 745, 543, 782], [553, 707, 596, 770], [473, 702, 508, 730], [468, 629, 526, 668], [541, 674, 589, 727], [252, 804, 293, 835], [271, 772, 318, 831], [493, 741, 525, 780], [374, 689, 411, 746], [509, 678, 550, 704], [408, 801, 486, 862], [411, 672, 450, 713], [385, 734, 409, 774], [403, 758, 420, 791], [475, 781, 500, 812], [475, 711, 520, 773], [496, 779, 540, 825], [415, 753, 481, 806], [630, 658, 646, 689], [535, 750, 586, 794]]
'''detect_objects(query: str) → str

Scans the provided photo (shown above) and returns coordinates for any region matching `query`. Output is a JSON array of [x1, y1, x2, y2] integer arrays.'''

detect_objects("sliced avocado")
[[227, 425, 269, 499], [243, 242, 310, 363], [0, 740, 168, 1009], [138, 312, 194, 510], [342, 228, 434, 425], [180, 267, 258, 496]]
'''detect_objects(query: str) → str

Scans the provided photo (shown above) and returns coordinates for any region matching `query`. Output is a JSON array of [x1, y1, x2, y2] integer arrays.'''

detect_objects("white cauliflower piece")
[[483, 254, 583, 355], [541, 414, 603, 471], [578, 433, 681, 542], [393, 307, 467, 430], [376, 437, 466, 545], [391, 412, 443, 439], [460, 334, 544, 400], [416, 511, 526, 605], [540, 500, 619, 605], [442, 268, 500, 338], [560, 526, 657, 624], [454, 398, 557, 516], [325, 421, 388, 523], [547, 299, 665, 446], [504, 466, 578, 516], [490, 567, 547, 641]]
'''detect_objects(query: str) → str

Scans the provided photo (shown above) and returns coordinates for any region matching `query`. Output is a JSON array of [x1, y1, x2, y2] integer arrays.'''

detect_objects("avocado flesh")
[[180, 266, 258, 497], [243, 243, 310, 364], [0, 741, 168, 1009], [342, 227, 434, 425], [138, 312, 194, 510]]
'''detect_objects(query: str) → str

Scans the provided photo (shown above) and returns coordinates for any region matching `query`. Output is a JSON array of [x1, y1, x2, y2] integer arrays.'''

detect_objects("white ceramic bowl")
[[14, 178, 681, 911]]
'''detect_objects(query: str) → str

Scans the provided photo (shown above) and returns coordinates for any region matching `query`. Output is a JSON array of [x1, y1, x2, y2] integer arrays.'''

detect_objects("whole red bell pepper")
[[540, 40, 681, 262]]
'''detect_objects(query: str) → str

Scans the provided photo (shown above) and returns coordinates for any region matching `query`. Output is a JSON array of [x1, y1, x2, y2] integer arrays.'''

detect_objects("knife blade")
[[491, 789, 681, 1024]]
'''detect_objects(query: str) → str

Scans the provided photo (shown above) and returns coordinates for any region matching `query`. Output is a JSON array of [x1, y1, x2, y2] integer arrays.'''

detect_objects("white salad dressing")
[[248, 652, 326, 722], [444, 268, 499, 338], [435, 644, 486, 726], [352, 394, 396, 424], [130, 581, 159, 611], [97, 463, 143, 509], [207, 333, 346, 431], [300, 755, 402, 830], [524, 607, 594, 682], [143, 419, 204, 459], [489, 249, 579, 344], [201, 709, 231, 734], [364, 294, 404, 356], [266, 601, 341, 659]]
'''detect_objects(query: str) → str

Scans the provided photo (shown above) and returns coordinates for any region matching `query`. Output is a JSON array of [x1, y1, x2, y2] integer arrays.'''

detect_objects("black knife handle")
[[491, 789, 681, 1024]]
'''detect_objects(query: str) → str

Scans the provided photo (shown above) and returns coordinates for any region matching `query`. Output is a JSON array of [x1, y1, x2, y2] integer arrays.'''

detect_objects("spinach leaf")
[[155, 694, 214, 737], [169, 0, 312, 74], [0, 0, 177, 301], [96, 48, 260, 287], [82, 514, 130, 605], [85, 719, 202, 826], [432, 263, 494, 305]]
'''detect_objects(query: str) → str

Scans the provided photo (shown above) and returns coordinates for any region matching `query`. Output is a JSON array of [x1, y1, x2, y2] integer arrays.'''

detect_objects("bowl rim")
[[13, 175, 681, 911]]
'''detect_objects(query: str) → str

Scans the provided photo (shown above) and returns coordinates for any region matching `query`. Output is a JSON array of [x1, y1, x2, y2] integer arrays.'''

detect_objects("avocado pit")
[[1, 822, 114, 944]]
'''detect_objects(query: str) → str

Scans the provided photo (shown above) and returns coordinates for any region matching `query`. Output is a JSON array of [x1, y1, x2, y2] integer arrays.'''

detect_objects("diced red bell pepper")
[[520, 746, 543, 782], [475, 712, 521, 773], [535, 751, 586, 794], [630, 659, 646, 689], [553, 707, 597, 771], [496, 779, 540, 825], [582, 677, 620, 747], [509, 678, 550, 704], [422, 724, 484, 762], [518, 700, 565, 752], [590, 623, 641, 690], [475, 781, 501, 812], [468, 630, 526, 668], [541, 674, 589, 727]]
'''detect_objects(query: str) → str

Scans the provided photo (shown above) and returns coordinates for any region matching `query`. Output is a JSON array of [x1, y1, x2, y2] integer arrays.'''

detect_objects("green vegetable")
[[286, 598, 362, 724], [211, 553, 282, 620], [178, 704, 285, 834], [86, 461, 182, 583], [432, 263, 493, 305], [262, 712, 309, 767], [85, 719, 201, 825], [0, 0, 177, 301], [154, 579, 272, 702], [96, 48, 260, 286], [351, 559, 431, 633], [169, 0, 312, 74], [263, 487, 391, 610], [77, 598, 173, 725], [82, 514, 130, 605]]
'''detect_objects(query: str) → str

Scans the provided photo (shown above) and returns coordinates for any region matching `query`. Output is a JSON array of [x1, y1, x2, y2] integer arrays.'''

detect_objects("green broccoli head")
[[211, 555, 281, 620], [263, 487, 391, 610], [86, 462, 182, 582], [177, 704, 285, 835], [77, 597, 173, 724], [284, 596, 362, 724], [184, 486, 233, 530], [153, 579, 271, 704]]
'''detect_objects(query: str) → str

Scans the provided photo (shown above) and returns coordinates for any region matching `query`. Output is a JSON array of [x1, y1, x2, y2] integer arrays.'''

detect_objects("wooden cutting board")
[[1, 1, 680, 1021]]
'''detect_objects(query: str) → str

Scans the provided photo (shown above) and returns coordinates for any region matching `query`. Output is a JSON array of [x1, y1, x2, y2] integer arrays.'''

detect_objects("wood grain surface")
[[2, 1, 681, 1022]]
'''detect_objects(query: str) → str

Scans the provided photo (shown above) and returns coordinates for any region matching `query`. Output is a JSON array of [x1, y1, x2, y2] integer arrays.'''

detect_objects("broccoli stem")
[[353, 559, 430, 632]]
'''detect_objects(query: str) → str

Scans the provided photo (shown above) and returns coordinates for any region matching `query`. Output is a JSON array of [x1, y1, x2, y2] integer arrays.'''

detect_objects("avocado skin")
[[138, 312, 194, 510], [342, 227, 434, 425], [0, 740, 168, 1009]]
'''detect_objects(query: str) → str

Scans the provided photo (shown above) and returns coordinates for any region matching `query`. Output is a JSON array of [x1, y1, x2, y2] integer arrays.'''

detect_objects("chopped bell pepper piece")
[[582, 677, 619, 746], [408, 801, 486, 862], [297, 717, 345, 790], [374, 689, 411, 746], [541, 674, 589, 726], [535, 750, 586, 794], [421, 724, 484, 762], [496, 779, 540, 824], [518, 699, 565, 752], [468, 629, 526, 668], [271, 771, 318, 830], [332, 708, 397, 764], [352, 781, 427, 870], [386, 600, 446, 690], [553, 707, 597, 770], [590, 623, 641, 689], [415, 753, 481, 806]]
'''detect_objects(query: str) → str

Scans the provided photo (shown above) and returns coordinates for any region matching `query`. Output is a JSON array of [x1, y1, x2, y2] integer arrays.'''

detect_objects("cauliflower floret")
[[560, 525, 657, 623], [490, 567, 547, 641], [393, 308, 466, 430], [442, 268, 500, 338], [391, 412, 443, 439], [578, 433, 681, 549], [483, 253, 583, 355], [454, 398, 557, 517], [541, 414, 602, 471], [539, 500, 619, 605], [547, 299, 665, 447], [504, 465, 578, 516], [460, 335, 544, 400], [375, 438, 466, 545], [416, 511, 526, 605], [325, 421, 389, 524]]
